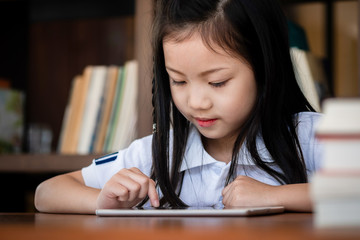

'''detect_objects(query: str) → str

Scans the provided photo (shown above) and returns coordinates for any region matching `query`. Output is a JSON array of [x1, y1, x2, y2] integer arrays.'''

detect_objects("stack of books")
[[58, 60, 138, 155], [311, 98, 360, 227]]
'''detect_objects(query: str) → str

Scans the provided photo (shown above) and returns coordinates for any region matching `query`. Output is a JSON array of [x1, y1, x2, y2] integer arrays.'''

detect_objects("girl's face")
[[163, 32, 257, 146]]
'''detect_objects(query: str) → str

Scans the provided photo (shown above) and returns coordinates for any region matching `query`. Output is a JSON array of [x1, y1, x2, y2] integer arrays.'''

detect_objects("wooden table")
[[0, 212, 359, 240]]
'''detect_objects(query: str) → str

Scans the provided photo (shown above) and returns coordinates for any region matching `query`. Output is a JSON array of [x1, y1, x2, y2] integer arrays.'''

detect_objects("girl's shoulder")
[[126, 134, 153, 151], [82, 134, 154, 189], [295, 111, 324, 173], [296, 111, 323, 124], [294, 111, 323, 143], [119, 134, 154, 164], [295, 111, 323, 128]]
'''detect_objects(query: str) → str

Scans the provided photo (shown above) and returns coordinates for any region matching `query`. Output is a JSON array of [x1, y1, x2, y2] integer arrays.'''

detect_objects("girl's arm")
[[35, 168, 160, 214], [34, 170, 100, 214], [222, 175, 312, 212]]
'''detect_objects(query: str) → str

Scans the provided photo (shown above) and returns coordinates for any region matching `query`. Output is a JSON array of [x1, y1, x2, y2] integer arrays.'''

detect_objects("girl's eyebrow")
[[165, 66, 229, 77]]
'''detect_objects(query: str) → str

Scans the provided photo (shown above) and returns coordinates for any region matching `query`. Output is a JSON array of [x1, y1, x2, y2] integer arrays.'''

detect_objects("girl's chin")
[[196, 128, 223, 140]]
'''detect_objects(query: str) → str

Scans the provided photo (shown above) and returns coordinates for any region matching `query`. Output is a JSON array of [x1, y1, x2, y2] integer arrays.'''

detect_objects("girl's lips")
[[196, 118, 217, 127]]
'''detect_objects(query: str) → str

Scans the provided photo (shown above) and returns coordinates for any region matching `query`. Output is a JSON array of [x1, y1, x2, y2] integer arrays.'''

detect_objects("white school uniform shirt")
[[82, 112, 323, 207]]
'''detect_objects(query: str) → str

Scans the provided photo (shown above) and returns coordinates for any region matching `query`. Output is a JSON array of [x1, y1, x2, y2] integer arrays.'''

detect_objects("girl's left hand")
[[222, 175, 277, 207]]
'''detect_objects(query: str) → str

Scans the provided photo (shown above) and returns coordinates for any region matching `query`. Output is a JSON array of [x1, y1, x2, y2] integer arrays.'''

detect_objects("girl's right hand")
[[96, 167, 159, 209]]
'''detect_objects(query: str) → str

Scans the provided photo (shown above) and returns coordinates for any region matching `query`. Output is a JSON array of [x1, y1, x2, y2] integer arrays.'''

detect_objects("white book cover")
[[313, 198, 360, 228], [320, 139, 360, 169], [316, 98, 360, 136], [311, 173, 360, 200], [77, 66, 108, 154], [290, 47, 321, 112], [111, 60, 138, 151]]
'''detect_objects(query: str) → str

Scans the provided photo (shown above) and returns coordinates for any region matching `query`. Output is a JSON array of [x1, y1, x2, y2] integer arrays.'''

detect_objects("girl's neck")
[[201, 135, 237, 164]]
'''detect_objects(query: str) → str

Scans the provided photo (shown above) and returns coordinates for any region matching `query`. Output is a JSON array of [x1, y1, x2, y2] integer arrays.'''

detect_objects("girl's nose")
[[187, 87, 212, 110]]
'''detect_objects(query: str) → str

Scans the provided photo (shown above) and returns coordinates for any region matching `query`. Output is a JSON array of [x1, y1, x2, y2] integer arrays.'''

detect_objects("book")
[[92, 66, 119, 154], [0, 88, 24, 153], [311, 174, 360, 199], [313, 197, 360, 227], [103, 66, 125, 153], [317, 139, 360, 170], [316, 98, 360, 137], [305, 52, 330, 101], [110, 60, 138, 151], [57, 99, 70, 153], [77, 66, 108, 154], [316, 99, 360, 170], [88, 69, 109, 153], [290, 47, 321, 112], [57, 67, 93, 154], [58, 75, 82, 154], [58, 62, 139, 154], [311, 98, 360, 228]]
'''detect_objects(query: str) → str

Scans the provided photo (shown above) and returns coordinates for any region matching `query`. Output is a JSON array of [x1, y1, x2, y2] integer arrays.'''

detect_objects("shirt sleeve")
[[81, 134, 153, 189], [296, 112, 324, 179]]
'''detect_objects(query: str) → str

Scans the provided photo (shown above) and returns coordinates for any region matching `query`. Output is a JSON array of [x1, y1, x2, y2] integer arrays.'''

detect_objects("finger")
[[128, 167, 143, 174], [222, 183, 236, 207], [104, 180, 130, 202], [115, 176, 141, 202], [222, 175, 245, 196], [222, 182, 232, 196], [110, 170, 144, 202], [221, 188, 229, 206], [126, 168, 153, 199], [117, 168, 159, 206], [147, 179, 159, 207]]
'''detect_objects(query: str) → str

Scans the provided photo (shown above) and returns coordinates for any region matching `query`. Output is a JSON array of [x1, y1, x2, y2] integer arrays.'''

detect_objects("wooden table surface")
[[0, 212, 359, 240]]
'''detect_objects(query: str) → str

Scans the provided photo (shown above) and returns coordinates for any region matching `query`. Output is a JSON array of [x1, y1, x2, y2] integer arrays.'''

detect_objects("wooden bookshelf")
[[1, 0, 358, 155], [0, 0, 147, 212], [283, 0, 360, 97], [0, 154, 101, 173]]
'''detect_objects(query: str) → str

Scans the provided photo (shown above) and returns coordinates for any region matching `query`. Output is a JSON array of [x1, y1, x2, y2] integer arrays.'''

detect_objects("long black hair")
[[141, 0, 315, 207]]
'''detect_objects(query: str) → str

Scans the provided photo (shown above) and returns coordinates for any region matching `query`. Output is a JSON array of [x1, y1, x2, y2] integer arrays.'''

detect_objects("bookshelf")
[[283, 0, 360, 97], [0, 0, 139, 153], [0, 0, 358, 156], [0, 154, 98, 173], [0, 0, 152, 212]]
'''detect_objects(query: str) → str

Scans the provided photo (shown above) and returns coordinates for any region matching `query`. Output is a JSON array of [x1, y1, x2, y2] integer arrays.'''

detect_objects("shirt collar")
[[179, 125, 218, 172], [178, 125, 273, 172]]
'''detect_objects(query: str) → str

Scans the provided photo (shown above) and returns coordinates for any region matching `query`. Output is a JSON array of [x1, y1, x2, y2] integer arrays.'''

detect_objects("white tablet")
[[96, 206, 285, 217]]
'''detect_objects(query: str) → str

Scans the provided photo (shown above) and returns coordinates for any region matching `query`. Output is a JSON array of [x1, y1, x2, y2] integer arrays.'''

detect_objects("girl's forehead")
[[164, 29, 223, 53], [163, 25, 198, 43], [163, 32, 224, 57], [163, 30, 249, 66]]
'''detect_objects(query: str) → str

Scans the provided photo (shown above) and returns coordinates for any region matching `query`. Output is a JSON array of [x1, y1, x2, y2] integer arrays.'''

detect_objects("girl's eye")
[[210, 80, 228, 88], [171, 79, 186, 86]]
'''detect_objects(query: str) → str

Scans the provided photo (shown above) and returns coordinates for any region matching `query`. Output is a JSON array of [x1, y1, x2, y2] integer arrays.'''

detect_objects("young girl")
[[35, 0, 323, 214]]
